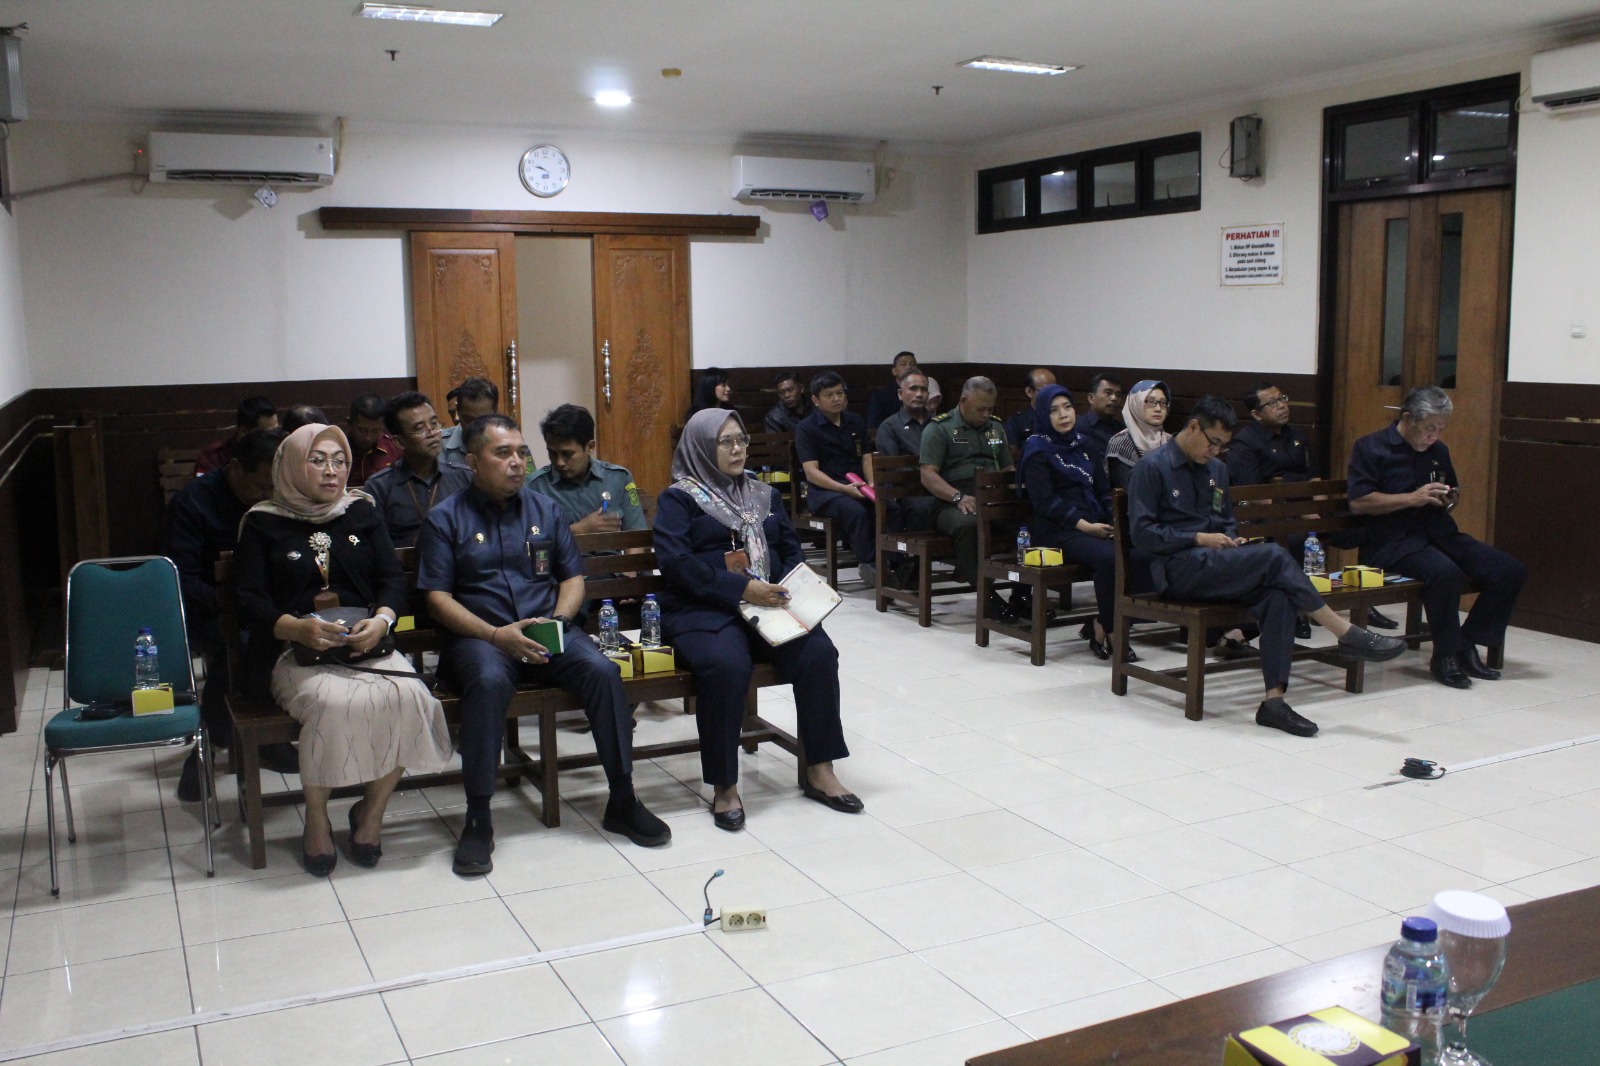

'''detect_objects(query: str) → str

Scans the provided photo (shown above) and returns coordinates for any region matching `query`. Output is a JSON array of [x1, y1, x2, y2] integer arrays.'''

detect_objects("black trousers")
[[1386, 537, 1526, 657], [809, 488, 876, 567], [1045, 531, 1154, 632], [442, 634, 633, 799], [671, 622, 849, 787], [1159, 543, 1324, 692]]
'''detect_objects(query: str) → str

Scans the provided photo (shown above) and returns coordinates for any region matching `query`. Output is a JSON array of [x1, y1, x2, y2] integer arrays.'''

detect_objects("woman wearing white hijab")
[[654, 409, 861, 832], [236, 424, 451, 876], [1104, 379, 1172, 492]]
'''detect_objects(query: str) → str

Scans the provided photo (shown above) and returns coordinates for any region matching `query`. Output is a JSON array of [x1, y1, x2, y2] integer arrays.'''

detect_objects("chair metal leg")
[[58, 757, 76, 842], [44, 754, 60, 896], [196, 735, 216, 879]]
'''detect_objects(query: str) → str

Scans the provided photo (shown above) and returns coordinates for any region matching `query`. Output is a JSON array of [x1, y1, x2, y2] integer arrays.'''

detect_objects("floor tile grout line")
[[0, 919, 705, 1063]]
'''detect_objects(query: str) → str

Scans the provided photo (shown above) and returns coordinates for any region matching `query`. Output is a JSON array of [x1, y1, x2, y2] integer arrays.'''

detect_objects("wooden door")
[[1331, 189, 1511, 540], [409, 232, 519, 422], [591, 235, 692, 494]]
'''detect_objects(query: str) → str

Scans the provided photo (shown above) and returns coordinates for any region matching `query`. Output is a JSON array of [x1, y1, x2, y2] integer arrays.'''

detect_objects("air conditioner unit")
[[731, 155, 875, 203], [147, 131, 335, 186], [1532, 40, 1600, 112]]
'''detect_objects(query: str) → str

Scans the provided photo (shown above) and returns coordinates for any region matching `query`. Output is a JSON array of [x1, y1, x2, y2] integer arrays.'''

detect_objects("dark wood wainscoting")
[[0, 389, 58, 733], [1495, 382, 1600, 642]]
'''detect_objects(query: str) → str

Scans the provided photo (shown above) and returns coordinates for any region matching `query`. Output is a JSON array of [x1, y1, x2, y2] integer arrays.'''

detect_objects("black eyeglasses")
[[1202, 430, 1230, 455]]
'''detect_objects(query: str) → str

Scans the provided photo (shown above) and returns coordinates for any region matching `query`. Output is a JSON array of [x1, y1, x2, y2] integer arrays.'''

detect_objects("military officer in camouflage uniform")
[[526, 404, 648, 533], [918, 377, 1012, 586]]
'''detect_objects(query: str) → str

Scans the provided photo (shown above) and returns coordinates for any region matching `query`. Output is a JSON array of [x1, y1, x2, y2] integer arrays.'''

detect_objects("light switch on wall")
[[1572, 323, 1587, 338]]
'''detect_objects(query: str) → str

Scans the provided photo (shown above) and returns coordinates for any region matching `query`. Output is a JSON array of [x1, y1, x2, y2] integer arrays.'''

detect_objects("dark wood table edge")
[[970, 884, 1600, 1066]]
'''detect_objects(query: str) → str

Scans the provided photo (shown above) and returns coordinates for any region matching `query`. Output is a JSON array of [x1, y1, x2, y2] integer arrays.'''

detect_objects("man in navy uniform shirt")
[[763, 371, 811, 434], [417, 415, 669, 876], [1003, 368, 1057, 453], [364, 391, 470, 548], [1077, 373, 1124, 458], [1128, 396, 1406, 736], [866, 350, 920, 432], [796, 371, 877, 586], [1347, 386, 1526, 689]]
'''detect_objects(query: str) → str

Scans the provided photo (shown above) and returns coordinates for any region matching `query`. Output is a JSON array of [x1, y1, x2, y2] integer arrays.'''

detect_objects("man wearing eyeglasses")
[[1128, 396, 1406, 737], [364, 391, 471, 548]]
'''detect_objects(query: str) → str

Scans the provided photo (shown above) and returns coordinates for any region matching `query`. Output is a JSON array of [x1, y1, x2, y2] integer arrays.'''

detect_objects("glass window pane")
[[1435, 213, 1463, 388], [992, 177, 1026, 220], [1152, 150, 1200, 200], [1344, 116, 1413, 183], [1432, 99, 1512, 171], [1092, 160, 1136, 208], [1039, 169, 1077, 214], [1381, 217, 1408, 387]]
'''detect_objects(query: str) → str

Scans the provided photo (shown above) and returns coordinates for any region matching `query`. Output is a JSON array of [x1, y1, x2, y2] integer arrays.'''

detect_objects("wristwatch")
[[552, 614, 573, 628], [950, 492, 964, 505]]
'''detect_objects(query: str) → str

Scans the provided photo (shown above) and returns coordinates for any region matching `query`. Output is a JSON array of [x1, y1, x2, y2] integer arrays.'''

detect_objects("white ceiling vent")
[[731, 155, 875, 203], [147, 131, 335, 185]]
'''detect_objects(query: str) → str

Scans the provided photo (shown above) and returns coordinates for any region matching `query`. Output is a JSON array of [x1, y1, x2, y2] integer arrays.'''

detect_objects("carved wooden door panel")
[[410, 232, 519, 425], [591, 235, 691, 495]]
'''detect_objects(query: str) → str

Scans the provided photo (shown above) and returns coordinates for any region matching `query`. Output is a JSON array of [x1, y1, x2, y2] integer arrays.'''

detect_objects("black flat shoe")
[[1122, 645, 1139, 664], [1430, 654, 1473, 689], [1212, 637, 1256, 660], [602, 794, 672, 848], [1256, 697, 1318, 737], [345, 801, 382, 868], [1457, 646, 1501, 681], [1086, 631, 1113, 661], [301, 846, 337, 878], [453, 820, 495, 877], [802, 781, 864, 814], [712, 806, 746, 832]]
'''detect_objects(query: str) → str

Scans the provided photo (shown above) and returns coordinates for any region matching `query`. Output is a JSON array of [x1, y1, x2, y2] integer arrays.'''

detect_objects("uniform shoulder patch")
[[931, 411, 954, 423]]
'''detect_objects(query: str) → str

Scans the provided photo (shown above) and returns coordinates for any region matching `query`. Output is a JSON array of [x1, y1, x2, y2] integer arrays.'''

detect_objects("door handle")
[[602, 340, 612, 407], [504, 340, 519, 415]]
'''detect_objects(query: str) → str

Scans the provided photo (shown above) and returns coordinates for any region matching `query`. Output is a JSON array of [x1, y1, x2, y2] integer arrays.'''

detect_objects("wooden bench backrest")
[[867, 451, 931, 532], [744, 430, 802, 517], [976, 468, 1026, 561], [159, 447, 201, 505]]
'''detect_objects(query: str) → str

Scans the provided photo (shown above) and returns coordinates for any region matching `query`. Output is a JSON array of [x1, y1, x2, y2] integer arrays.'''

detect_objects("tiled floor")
[[4, 580, 1600, 1065]]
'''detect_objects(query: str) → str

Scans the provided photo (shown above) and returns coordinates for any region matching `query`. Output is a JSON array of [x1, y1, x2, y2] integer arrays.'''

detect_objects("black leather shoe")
[[175, 750, 202, 803], [1256, 697, 1318, 737], [1122, 645, 1140, 664], [1295, 617, 1312, 640], [1430, 654, 1473, 689], [1367, 607, 1400, 630], [345, 801, 382, 868], [453, 820, 495, 876], [259, 742, 300, 775], [1457, 646, 1501, 681], [712, 806, 745, 832], [1211, 637, 1256, 660], [301, 846, 337, 878], [802, 781, 864, 814], [986, 591, 1011, 622], [1086, 631, 1113, 661], [1337, 626, 1407, 662], [603, 794, 672, 847]]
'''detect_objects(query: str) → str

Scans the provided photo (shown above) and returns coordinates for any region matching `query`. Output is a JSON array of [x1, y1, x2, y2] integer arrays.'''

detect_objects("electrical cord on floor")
[[1401, 757, 1445, 780], [702, 869, 724, 927]]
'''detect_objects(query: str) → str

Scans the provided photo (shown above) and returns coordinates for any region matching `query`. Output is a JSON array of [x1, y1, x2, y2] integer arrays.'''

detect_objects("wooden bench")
[[158, 447, 200, 505], [869, 452, 973, 626], [1108, 478, 1503, 720], [218, 529, 802, 869], [974, 468, 1098, 666]]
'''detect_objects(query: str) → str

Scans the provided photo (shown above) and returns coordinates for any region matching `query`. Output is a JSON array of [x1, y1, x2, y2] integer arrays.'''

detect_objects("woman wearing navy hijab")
[[1018, 384, 1141, 663]]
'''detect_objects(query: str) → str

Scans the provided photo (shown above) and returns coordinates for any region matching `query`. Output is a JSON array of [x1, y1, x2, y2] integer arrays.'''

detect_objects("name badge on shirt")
[[1211, 487, 1224, 513], [534, 548, 551, 576]]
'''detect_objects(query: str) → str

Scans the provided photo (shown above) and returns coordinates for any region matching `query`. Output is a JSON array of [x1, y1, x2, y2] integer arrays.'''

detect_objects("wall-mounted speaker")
[[0, 36, 25, 122], [1229, 115, 1261, 179]]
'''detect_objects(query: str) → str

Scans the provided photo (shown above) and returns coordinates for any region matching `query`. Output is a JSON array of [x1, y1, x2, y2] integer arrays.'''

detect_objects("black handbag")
[[291, 606, 398, 668]]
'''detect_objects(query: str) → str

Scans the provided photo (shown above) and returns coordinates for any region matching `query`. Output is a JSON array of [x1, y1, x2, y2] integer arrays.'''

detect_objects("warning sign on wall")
[[1221, 223, 1284, 286]]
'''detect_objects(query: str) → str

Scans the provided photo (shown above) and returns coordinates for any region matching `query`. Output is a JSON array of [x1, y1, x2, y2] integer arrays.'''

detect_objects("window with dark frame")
[[976, 131, 1202, 234]]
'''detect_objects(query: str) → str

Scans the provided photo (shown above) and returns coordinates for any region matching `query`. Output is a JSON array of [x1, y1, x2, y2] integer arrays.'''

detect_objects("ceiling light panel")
[[357, 4, 504, 27], [594, 90, 632, 107], [959, 56, 1076, 75]]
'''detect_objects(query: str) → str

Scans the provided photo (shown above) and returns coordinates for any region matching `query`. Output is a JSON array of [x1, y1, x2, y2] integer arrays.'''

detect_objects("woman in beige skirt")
[[236, 423, 452, 876]]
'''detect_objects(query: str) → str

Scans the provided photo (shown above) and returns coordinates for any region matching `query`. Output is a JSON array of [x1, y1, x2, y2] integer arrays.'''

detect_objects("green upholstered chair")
[[44, 556, 219, 895]]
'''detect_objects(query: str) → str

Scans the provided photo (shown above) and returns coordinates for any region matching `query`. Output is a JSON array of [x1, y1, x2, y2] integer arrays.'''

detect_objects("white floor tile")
[[197, 994, 406, 1066], [1012, 791, 1181, 847], [973, 848, 1166, 919], [945, 758, 1099, 807], [845, 1019, 1031, 1065], [781, 826, 956, 896], [7, 892, 182, 974], [599, 988, 835, 1066], [1, 1029, 199, 1066], [1284, 914, 1406, 963], [768, 954, 997, 1061], [1292, 785, 1465, 839], [1180, 866, 1388, 944], [333, 848, 498, 920], [1009, 981, 1178, 1040], [412, 1025, 623, 1066], [1207, 753, 1368, 804], [1195, 804, 1378, 865], [646, 850, 829, 922], [383, 963, 589, 1058], [176, 870, 347, 944], [898, 809, 1075, 870], [554, 933, 753, 1020], [1088, 824, 1277, 891], [1390, 818, 1586, 882], [1113, 772, 1279, 823], [918, 922, 1141, 1017], [187, 921, 372, 1011], [709, 897, 903, 984], [353, 897, 533, 981], [857, 774, 1000, 829], [1290, 842, 1491, 912], [843, 872, 1043, 951], [0, 947, 193, 1045], [1156, 946, 1311, 999], [1055, 894, 1274, 978], [502, 873, 690, 952], [1487, 796, 1600, 854]]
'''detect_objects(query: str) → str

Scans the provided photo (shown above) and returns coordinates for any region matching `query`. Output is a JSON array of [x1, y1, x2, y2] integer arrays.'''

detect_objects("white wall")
[[965, 53, 1531, 378], [0, 204, 28, 408], [1507, 103, 1600, 385], [9, 121, 967, 390]]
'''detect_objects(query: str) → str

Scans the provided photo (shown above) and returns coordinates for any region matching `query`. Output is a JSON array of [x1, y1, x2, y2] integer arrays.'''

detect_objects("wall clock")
[[519, 144, 570, 197]]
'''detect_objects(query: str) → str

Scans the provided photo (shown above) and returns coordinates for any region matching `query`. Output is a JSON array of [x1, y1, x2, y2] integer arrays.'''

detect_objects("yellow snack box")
[[1341, 565, 1385, 588], [131, 684, 175, 716], [1308, 574, 1334, 593], [603, 649, 635, 678], [1222, 1006, 1417, 1066], [630, 643, 676, 674], [1024, 547, 1063, 567]]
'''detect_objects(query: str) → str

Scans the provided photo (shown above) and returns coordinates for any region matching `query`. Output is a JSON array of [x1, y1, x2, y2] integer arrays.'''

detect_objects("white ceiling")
[[0, 0, 1596, 148]]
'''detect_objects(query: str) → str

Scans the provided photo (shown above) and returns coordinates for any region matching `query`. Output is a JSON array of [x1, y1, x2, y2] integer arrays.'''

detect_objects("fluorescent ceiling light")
[[357, 4, 504, 27], [959, 56, 1076, 75], [594, 90, 632, 107]]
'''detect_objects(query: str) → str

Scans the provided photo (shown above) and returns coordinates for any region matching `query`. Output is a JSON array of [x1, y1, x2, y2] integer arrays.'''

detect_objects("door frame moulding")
[[319, 207, 761, 237]]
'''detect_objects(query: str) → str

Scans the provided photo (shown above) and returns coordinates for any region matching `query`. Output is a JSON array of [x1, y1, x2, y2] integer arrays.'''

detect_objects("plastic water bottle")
[[1380, 916, 1450, 1064], [598, 599, 620, 650], [640, 594, 662, 647], [1016, 525, 1031, 565], [759, 465, 772, 484], [1302, 531, 1326, 576], [134, 627, 160, 689]]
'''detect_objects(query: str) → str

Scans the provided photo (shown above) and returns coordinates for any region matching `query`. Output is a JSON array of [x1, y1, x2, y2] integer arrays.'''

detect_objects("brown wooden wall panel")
[[0, 389, 57, 733]]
